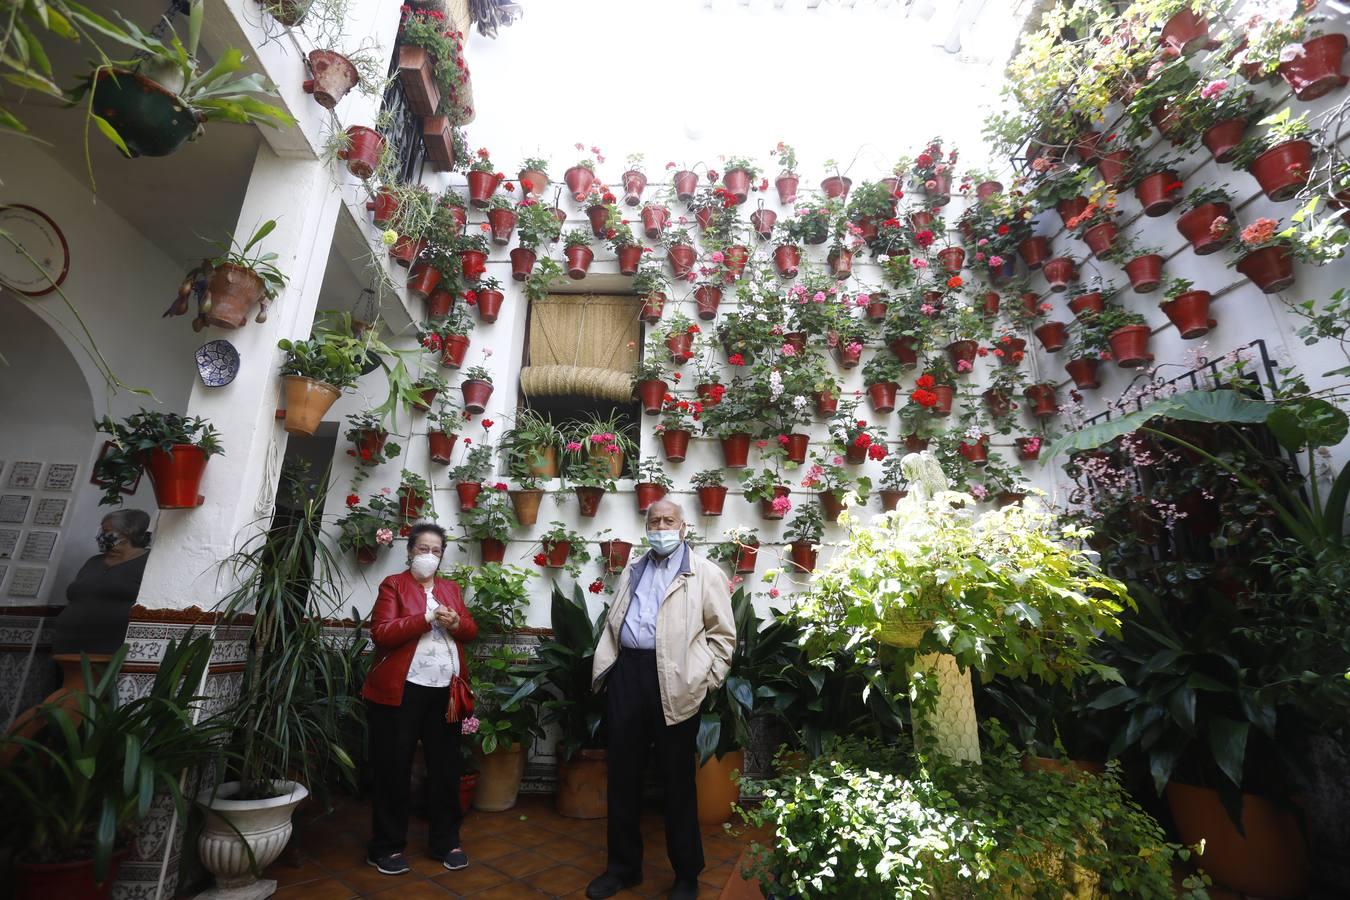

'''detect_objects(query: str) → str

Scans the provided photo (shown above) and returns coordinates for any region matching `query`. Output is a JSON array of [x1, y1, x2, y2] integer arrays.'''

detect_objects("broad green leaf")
[[1266, 397, 1348, 451], [1045, 390, 1272, 458], [91, 113, 131, 157], [1206, 716, 1250, 788]]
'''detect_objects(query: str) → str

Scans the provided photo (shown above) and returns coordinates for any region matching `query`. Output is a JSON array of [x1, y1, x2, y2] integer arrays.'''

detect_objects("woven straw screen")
[[521, 294, 641, 403]]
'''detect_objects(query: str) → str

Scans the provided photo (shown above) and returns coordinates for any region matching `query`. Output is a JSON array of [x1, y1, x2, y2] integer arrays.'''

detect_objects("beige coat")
[[591, 545, 736, 725]]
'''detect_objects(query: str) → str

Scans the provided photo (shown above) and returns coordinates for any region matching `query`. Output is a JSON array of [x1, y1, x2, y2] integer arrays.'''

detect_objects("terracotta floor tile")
[[408, 853, 452, 877], [461, 833, 523, 862], [364, 878, 454, 898], [522, 862, 593, 894], [496, 821, 559, 847], [267, 856, 330, 888], [698, 859, 735, 888], [701, 835, 747, 863], [535, 835, 597, 864], [461, 882, 549, 899], [489, 848, 556, 878], [304, 833, 367, 871], [430, 861, 512, 893], [338, 862, 420, 894], [272, 877, 359, 900]]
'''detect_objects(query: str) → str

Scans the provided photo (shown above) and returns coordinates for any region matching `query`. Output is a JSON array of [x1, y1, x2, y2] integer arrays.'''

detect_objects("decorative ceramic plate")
[[195, 339, 240, 387]]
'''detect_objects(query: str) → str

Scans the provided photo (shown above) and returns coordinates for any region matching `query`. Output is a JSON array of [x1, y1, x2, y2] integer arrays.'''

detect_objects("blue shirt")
[[620, 544, 687, 649]]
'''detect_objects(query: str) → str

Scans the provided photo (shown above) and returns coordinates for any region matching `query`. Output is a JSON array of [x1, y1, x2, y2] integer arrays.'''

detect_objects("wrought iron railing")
[[379, 54, 425, 185]]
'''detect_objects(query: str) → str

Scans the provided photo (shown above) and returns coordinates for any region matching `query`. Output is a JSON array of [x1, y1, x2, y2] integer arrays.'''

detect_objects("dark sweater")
[[51, 552, 149, 655]]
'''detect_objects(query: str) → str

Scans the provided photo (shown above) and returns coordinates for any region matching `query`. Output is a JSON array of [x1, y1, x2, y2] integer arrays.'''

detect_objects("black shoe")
[[669, 878, 700, 900], [366, 852, 410, 875], [441, 847, 469, 871], [586, 871, 643, 899]]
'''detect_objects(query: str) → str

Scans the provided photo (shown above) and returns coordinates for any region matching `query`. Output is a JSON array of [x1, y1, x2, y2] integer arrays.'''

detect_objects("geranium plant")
[[335, 489, 399, 556]]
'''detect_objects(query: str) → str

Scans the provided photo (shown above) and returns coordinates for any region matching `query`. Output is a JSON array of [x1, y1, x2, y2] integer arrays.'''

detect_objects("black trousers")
[[367, 681, 463, 857], [605, 648, 704, 882]]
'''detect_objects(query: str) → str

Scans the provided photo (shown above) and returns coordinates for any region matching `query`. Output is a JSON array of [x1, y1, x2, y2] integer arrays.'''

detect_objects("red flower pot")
[[476, 290, 504, 324], [666, 333, 693, 364], [1177, 202, 1235, 255], [820, 175, 851, 199], [660, 429, 692, 462], [909, 210, 935, 230], [366, 188, 399, 226], [983, 388, 1013, 419], [667, 243, 696, 279], [814, 389, 838, 416], [550, 206, 567, 226], [879, 489, 907, 511], [446, 206, 468, 234], [750, 208, 776, 239], [1074, 131, 1102, 162], [958, 438, 988, 466], [694, 285, 722, 320], [724, 245, 750, 280], [784, 433, 809, 464], [904, 434, 930, 453], [356, 545, 379, 565], [734, 542, 759, 574], [143, 445, 208, 509], [1042, 257, 1075, 292], [1124, 254, 1164, 293], [1161, 290, 1215, 339], [564, 165, 595, 201], [1034, 320, 1070, 353], [459, 249, 487, 279], [694, 207, 715, 231], [354, 429, 387, 464], [636, 379, 666, 415], [390, 235, 425, 267], [599, 539, 633, 572], [827, 249, 853, 280], [789, 540, 818, 574], [775, 174, 799, 204], [696, 485, 728, 516], [1014, 437, 1042, 461], [544, 540, 572, 568], [441, 333, 470, 369], [564, 245, 594, 279], [946, 339, 979, 370], [975, 180, 1003, 202], [1203, 119, 1248, 163], [1017, 235, 1051, 270], [480, 538, 506, 564], [398, 488, 426, 522], [723, 168, 751, 203], [720, 433, 751, 468], [407, 262, 442, 299], [1150, 104, 1184, 142], [456, 481, 482, 511], [1236, 246, 1296, 293], [783, 332, 807, 353], [425, 288, 454, 319], [636, 482, 668, 513], [673, 170, 699, 201], [467, 171, 500, 208], [867, 381, 898, 413], [519, 168, 548, 195], [1135, 171, 1181, 216], [1250, 140, 1313, 202], [1108, 324, 1153, 368], [936, 247, 965, 273], [844, 443, 867, 465], [1082, 222, 1118, 257], [585, 204, 610, 237], [1024, 383, 1059, 418], [617, 244, 643, 276], [772, 244, 801, 278], [1020, 292, 1040, 315], [927, 172, 951, 205], [1161, 8, 1209, 53], [640, 292, 666, 323], [1056, 197, 1089, 230], [1068, 292, 1104, 318], [888, 335, 920, 368], [866, 299, 889, 323], [575, 486, 605, 517], [412, 384, 439, 411], [1065, 357, 1101, 390], [622, 169, 647, 205], [338, 125, 384, 179], [461, 378, 493, 414], [834, 341, 863, 369], [429, 431, 457, 464], [1096, 150, 1133, 187], [509, 247, 536, 281], [487, 207, 516, 244], [996, 336, 1026, 365], [933, 384, 955, 416], [1279, 33, 1349, 100], [641, 205, 670, 239], [759, 486, 791, 520]]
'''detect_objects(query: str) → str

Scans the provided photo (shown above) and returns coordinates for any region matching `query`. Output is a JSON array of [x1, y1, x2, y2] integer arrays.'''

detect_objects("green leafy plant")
[[92, 410, 223, 505], [209, 220, 289, 299], [451, 562, 536, 635], [277, 326, 368, 389], [461, 484, 516, 542]]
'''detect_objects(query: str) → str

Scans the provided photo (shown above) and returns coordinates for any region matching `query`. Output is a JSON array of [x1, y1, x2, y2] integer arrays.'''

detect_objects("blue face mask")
[[646, 530, 683, 557]]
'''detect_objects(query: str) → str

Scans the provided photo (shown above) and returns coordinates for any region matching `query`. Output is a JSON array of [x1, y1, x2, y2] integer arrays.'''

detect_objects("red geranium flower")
[[868, 444, 888, 460], [997, 224, 1010, 235], [947, 276, 963, 289], [345, 494, 360, 508], [915, 373, 936, 389], [588, 579, 604, 594], [728, 353, 745, 366], [534, 553, 548, 566], [911, 389, 938, 408]]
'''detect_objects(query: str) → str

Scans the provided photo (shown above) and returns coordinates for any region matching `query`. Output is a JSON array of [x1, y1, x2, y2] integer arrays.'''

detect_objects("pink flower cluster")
[[771, 495, 793, 515], [1241, 217, 1278, 246]]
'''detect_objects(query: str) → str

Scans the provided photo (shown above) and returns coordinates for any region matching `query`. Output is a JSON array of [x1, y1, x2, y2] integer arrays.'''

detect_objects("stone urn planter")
[[197, 781, 309, 899]]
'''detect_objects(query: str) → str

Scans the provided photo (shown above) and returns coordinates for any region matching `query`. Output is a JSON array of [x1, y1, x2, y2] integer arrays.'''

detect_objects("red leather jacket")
[[362, 570, 478, 707]]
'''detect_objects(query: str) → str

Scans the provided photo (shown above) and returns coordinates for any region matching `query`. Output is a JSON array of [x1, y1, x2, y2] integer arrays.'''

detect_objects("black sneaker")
[[670, 877, 700, 900], [366, 852, 410, 875], [442, 847, 469, 871], [586, 871, 643, 899]]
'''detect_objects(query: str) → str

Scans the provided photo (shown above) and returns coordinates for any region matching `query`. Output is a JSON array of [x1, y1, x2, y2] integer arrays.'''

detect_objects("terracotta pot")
[[750, 208, 776, 239], [440, 333, 470, 369], [1082, 221, 1118, 257], [827, 248, 853, 280], [775, 174, 799, 204], [667, 243, 696, 279], [461, 378, 493, 414], [543, 540, 572, 568], [723, 168, 751, 203], [564, 245, 594, 279], [820, 175, 851, 199], [466, 171, 500, 208], [428, 431, 457, 464], [1024, 383, 1059, 418], [814, 390, 838, 416], [888, 335, 920, 367], [1279, 33, 1349, 100], [549, 206, 567, 226], [1177, 202, 1235, 255], [694, 285, 722, 320], [614, 244, 642, 277], [694, 750, 744, 825], [338, 125, 384, 179], [880, 176, 903, 197], [485, 207, 516, 245], [640, 293, 665, 323], [398, 487, 426, 522], [983, 388, 1013, 419], [446, 206, 468, 234], [660, 429, 691, 462], [641, 205, 669, 239], [355, 545, 378, 566], [1166, 783, 1308, 898], [365, 188, 399, 227], [1108, 324, 1153, 368], [694, 207, 715, 231], [996, 336, 1026, 365], [673, 170, 698, 201], [723, 245, 749, 281], [1203, 118, 1248, 163], [407, 262, 441, 300], [958, 438, 988, 466], [1161, 8, 1210, 53], [879, 489, 907, 511], [665, 333, 693, 364], [1014, 437, 1042, 461], [283, 375, 340, 436], [866, 299, 889, 323], [142, 445, 208, 509], [1131, 170, 1179, 217], [834, 341, 863, 369], [1065, 357, 1102, 390], [936, 247, 965, 273], [974, 180, 1003, 202], [599, 539, 632, 573], [1236, 245, 1295, 293], [411, 383, 438, 411], [867, 381, 898, 413], [772, 244, 801, 278], [904, 434, 930, 452], [303, 49, 359, 109], [788, 540, 818, 574], [473, 743, 525, 811], [563, 165, 595, 202], [1095, 149, 1132, 187], [352, 429, 387, 465], [14, 852, 127, 900], [1068, 292, 1104, 318], [1073, 131, 1102, 162], [584, 204, 609, 238], [1055, 197, 1089, 229], [518, 169, 548, 196], [734, 542, 759, 574], [927, 171, 951, 205], [636, 379, 667, 415], [1042, 257, 1075, 292], [783, 332, 807, 354], [458, 248, 487, 279], [844, 443, 867, 465], [528, 445, 560, 478], [1020, 292, 1040, 315], [946, 339, 979, 370], [909, 210, 935, 230], [697, 485, 728, 516], [455, 481, 482, 512], [590, 445, 625, 479], [509, 489, 543, 526], [1017, 235, 1051, 270], [931, 384, 954, 416], [389, 235, 424, 268], [784, 433, 809, 464], [478, 538, 506, 564], [575, 486, 605, 517], [424, 287, 454, 318], [1161, 290, 1214, 339], [204, 263, 265, 329], [1250, 140, 1313, 202], [621, 169, 647, 205], [759, 486, 791, 520], [474, 289, 503, 325], [636, 482, 669, 513], [1124, 254, 1164, 294], [1150, 103, 1185, 143], [557, 750, 608, 819], [1034, 321, 1069, 353]]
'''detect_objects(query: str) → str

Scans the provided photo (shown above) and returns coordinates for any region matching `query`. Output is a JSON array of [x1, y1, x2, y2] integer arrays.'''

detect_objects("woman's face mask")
[[96, 530, 124, 553]]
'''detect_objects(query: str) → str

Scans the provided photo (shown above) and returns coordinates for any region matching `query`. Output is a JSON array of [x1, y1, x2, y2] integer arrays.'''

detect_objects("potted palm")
[[277, 326, 367, 435], [92, 410, 223, 509]]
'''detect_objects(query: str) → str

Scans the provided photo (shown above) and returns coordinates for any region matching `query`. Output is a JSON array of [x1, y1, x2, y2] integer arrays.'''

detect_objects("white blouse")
[[405, 585, 460, 688]]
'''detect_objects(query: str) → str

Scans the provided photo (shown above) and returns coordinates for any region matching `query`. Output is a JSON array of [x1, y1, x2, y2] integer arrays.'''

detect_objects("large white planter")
[[195, 780, 308, 900]]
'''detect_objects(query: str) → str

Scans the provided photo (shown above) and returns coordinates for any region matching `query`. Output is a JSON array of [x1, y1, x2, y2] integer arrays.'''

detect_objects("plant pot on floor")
[[14, 851, 127, 900], [473, 744, 526, 811], [556, 750, 607, 819], [696, 750, 744, 825], [1161, 290, 1215, 338], [197, 781, 309, 899], [283, 375, 341, 436], [1165, 782, 1308, 899]]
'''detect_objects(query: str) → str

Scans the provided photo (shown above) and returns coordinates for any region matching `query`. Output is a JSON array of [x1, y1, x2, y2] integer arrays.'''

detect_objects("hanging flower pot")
[[879, 489, 907, 511], [1014, 437, 1042, 462], [1095, 150, 1133, 188], [904, 434, 930, 453], [1236, 245, 1295, 293], [641, 205, 670, 239], [934, 384, 955, 416], [543, 540, 572, 568], [467, 171, 501, 208], [673, 170, 699, 200], [143, 445, 209, 509], [772, 244, 801, 278], [759, 486, 791, 520], [844, 443, 867, 465], [946, 340, 979, 370], [338, 125, 384, 179], [564, 245, 594, 280], [1024, 383, 1059, 418], [694, 285, 722, 320], [1017, 235, 1051, 270], [487, 207, 516, 244], [1034, 320, 1070, 353], [996, 336, 1026, 365], [974, 180, 1003, 202], [866, 298, 889, 323], [1250, 140, 1314, 202], [283, 375, 341, 436], [407, 262, 442, 299], [660, 429, 692, 462], [827, 249, 853, 280], [440, 333, 471, 369], [564, 166, 595, 201], [775, 174, 799, 203], [461, 378, 494, 414], [667, 243, 696, 279], [1135, 171, 1181, 216], [734, 541, 759, 574], [784, 433, 809, 464], [814, 389, 838, 416], [398, 486, 426, 521], [204, 264, 266, 328], [1150, 104, 1185, 143], [866, 381, 898, 413], [723, 168, 751, 203], [456, 481, 482, 512], [722, 245, 750, 282], [1074, 131, 1103, 162], [1068, 292, 1104, 318], [983, 388, 1013, 419], [1020, 292, 1040, 315], [616, 244, 643, 277], [476, 290, 504, 324], [1108, 325, 1153, 368], [1055, 197, 1089, 229], [425, 288, 454, 319], [958, 437, 988, 466], [783, 332, 807, 354], [720, 433, 751, 468], [528, 446, 560, 478], [1065, 357, 1101, 390], [1161, 290, 1215, 339], [621, 170, 647, 205], [585, 204, 609, 237], [1203, 119, 1248, 163], [909, 210, 935, 230], [694, 207, 715, 232], [365, 188, 399, 227], [640, 292, 666, 323], [1177, 202, 1235, 255], [697, 485, 728, 516], [927, 172, 951, 205], [666, 333, 693, 364], [834, 342, 863, 369], [598, 539, 632, 573], [636, 379, 667, 415], [509, 247, 537, 282], [574, 486, 605, 517], [1161, 8, 1210, 53], [936, 247, 965, 273], [635, 482, 668, 513], [750, 208, 776, 239], [458, 249, 487, 280], [888, 335, 920, 368], [429, 431, 457, 464], [518, 168, 547, 196], [549, 206, 568, 227], [411, 383, 438, 411], [1279, 33, 1349, 100], [477, 538, 506, 564], [355, 545, 378, 565], [302, 49, 359, 109], [789, 540, 818, 574], [353, 429, 387, 464], [389, 235, 425, 268], [1124, 254, 1164, 293], [1042, 257, 1075, 292], [820, 175, 851, 199], [1082, 222, 1118, 257]]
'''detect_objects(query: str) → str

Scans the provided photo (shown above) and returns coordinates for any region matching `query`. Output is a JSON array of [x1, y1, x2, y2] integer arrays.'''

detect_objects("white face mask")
[[410, 553, 440, 580]]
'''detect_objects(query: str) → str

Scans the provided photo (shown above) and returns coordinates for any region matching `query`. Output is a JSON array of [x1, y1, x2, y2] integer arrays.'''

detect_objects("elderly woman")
[[362, 522, 478, 876], [51, 509, 152, 656]]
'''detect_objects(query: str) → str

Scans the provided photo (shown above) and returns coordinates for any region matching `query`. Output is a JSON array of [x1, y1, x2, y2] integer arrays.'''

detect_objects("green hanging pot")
[[91, 69, 203, 158]]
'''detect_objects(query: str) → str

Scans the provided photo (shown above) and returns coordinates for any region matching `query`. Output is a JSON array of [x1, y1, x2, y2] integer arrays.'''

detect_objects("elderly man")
[[586, 498, 736, 900]]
